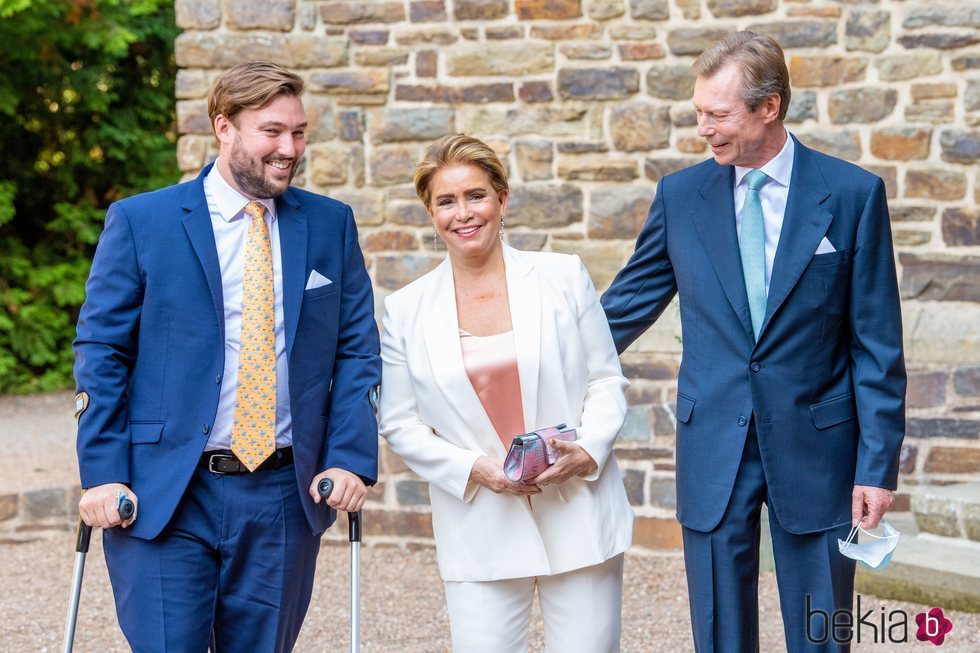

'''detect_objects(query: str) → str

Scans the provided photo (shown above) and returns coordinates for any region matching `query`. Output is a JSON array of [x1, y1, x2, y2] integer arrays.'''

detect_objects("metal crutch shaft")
[[318, 478, 362, 653]]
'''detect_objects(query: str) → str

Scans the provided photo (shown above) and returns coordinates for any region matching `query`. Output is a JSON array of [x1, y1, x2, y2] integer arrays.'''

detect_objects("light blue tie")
[[739, 169, 769, 341]]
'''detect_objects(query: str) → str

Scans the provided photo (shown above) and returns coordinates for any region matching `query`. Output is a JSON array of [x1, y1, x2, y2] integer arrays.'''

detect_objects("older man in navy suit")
[[602, 33, 906, 651], [73, 62, 380, 651]]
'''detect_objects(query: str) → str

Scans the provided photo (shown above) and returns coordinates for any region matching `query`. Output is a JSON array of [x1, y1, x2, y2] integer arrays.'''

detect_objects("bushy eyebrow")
[[435, 186, 488, 200], [256, 120, 309, 130]]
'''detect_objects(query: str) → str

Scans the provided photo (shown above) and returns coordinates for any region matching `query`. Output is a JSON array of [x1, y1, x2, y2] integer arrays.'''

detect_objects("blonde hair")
[[207, 61, 305, 130], [414, 134, 509, 208], [692, 31, 791, 121]]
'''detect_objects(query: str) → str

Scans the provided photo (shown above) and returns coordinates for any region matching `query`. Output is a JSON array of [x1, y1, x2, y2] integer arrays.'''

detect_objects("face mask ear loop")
[[842, 523, 861, 551]]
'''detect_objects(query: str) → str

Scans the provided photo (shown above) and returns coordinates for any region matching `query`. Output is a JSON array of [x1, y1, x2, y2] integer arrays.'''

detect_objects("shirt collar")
[[205, 159, 278, 223], [734, 129, 795, 189]]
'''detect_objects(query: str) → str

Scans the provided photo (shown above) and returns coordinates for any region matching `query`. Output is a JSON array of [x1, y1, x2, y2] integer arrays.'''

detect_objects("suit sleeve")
[[600, 179, 678, 354], [570, 258, 630, 482], [849, 178, 907, 490], [320, 206, 382, 482], [73, 203, 143, 488], [378, 298, 483, 503]]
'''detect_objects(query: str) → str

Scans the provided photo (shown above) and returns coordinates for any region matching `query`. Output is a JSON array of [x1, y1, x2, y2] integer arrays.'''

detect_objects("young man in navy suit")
[[602, 33, 906, 651], [73, 61, 380, 651]]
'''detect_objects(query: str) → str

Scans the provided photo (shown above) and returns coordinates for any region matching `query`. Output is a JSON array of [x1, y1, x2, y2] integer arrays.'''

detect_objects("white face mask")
[[838, 520, 900, 570]]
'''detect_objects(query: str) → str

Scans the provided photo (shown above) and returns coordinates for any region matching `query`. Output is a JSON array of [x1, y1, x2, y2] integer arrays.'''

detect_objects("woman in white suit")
[[379, 134, 634, 653]]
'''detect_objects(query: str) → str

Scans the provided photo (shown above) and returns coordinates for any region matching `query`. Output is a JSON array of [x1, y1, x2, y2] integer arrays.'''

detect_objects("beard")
[[228, 136, 295, 199]]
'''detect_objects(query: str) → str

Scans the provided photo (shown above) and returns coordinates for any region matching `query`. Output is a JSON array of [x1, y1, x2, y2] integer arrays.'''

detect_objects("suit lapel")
[[180, 167, 224, 341], [761, 139, 833, 339], [504, 246, 540, 433], [276, 190, 308, 357], [690, 163, 755, 340]]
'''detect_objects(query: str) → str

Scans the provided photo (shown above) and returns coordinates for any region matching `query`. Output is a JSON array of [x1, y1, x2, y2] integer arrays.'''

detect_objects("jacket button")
[[750, 362, 761, 372], [738, 416, 747, 427], [215, 374, 222, 384], [202, 423, 210, 434]]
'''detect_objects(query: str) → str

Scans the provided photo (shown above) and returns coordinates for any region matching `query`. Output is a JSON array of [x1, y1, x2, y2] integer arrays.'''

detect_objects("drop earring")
[[499, 213, 506, 242], [432, 225, 439, 252]]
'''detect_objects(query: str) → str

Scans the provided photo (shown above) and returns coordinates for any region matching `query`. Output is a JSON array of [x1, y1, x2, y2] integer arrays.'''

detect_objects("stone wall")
[[174, 0, 980, 549]]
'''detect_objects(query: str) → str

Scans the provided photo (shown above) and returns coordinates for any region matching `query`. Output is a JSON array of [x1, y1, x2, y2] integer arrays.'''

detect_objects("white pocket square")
[[305, 269, 333, 290], [814, 237, 836, 255]]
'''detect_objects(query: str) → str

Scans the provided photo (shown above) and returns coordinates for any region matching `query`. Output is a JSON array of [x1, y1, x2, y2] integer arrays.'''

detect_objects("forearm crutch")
[[63, 496, 135, 653], [318, 478, 362, 653]]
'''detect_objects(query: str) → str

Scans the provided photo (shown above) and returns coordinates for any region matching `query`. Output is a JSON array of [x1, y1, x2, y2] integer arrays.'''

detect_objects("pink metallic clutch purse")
[[503, 424, 577, 482]]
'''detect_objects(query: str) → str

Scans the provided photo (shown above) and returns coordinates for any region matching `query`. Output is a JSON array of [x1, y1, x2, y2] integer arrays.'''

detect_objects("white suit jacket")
[[380, 246, 634, 582]]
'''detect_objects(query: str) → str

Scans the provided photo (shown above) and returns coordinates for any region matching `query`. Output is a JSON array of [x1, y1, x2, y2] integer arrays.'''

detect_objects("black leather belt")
[[200, 447, 294, 474]]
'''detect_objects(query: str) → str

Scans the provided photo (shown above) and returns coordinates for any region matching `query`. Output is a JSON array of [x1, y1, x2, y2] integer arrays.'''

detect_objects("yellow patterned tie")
[[230, 201, 277, 471]]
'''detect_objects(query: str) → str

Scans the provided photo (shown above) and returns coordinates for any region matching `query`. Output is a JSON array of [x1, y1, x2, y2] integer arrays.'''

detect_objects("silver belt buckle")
[[208, 453, 235, 474]]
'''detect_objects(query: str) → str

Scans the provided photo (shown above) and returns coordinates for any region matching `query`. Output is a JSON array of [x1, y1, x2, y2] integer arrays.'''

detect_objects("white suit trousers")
[[443, 553, 624, 653]]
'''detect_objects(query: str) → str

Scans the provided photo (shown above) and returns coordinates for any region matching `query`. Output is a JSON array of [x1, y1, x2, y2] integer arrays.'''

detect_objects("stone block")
[[622, 469, 645, 505], [707, 0, 775, 18], [23, 488, 68, 519], [175, 69, 209, 100], [588, 0, 625, 20], [589, 186, 653, 239], [550, 238, 631, 290], [516, 0, 582, 20], [394, 27, 458, 46], [395, 479, 431, 505], [906, 101, 955, 124], [610, 104, 670, 152], [531, 23, 602, 40], [954, 367, 980, 398], [633, 516, 682, 550], [303, 97, 337, 143], [354, 48, 410, 67], [904, 6, 980, 28], [557, 142, 608, 154], [953, 54, 980, 71], [396, 83, 514, 103], [908, 371, 948, 409], [558, 68, 639, 100], [670, 106, 697, 127], [410, 0, 446, 22], [309, 70, 389, 96], [319, 2, 405, 24], [487, 26, 524, 40], [787, 6, 840, 19], [870, 128, 931, 161], [797, 131, 861, 161], [619, 43, 666, 61], [893, 230, 931, 247], [447, 42, 554, 76], [177, 135, 209, 172], [507, 184, 583, 228], [899, 33, 980, 50], [620, 406, 652, 442], [369, 146, 419, 186], [891, 205, 935, 222], [335, 191, 385, 226], [907, 418, 980, 440], [362, 230, 419, 252], [785, 90, 817, 123], [386, 200, 430, 226], [224, 0, 293, 30], [646, 64, 695, 101], [560, 43, 613, 60], [644, 158, 699, 182], [845, 10, 890, 52], [966, 501, 980, 542], [519, 81, 554, 103], [614, 446, 674, 461], [338, 111, 364, 142], [361, 509, 434, 538], [0, 494, 16, 521], [455, 0, 509, 20], [558, 157, 637, 182], [789, 56, 867, 87], [942, 208, 980, 247], [515, 140, 554, 181], [176, 34, 347, 69], [875, 52, 943, 82], [629, 0, 668, 20], [176, 0, 220, 29], [372, 107, 454, 144], [940, 130, 980, 164], [904, 302, 980, 366], [899, 444, 918, 475], [864, 165, 897, 199], [912, 83, 958, 100], [828, 88, 896, 124], [506, 232, 548, 250], [925, 447, 980, 475], [308, 144, 349, 186], [968, 80, 980, 112], [911, 492, 960, 537], [667, 27, 733, 56], [176, 100, 211, 135], [905, 169, 966, 201], [677, 136, 706, 154], [349, 30, 390, 45], [457, 106, 586, 137], [899, 253, 980, 302], [648, 477, 676, 510], [610, 25, 658, 40], [620, 355, 678, 380], [747, 21, 837, 49], [376, 254, 441, 290]]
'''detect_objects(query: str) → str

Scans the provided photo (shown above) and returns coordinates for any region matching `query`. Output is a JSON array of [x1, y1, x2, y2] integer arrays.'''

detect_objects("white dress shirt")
[[733, 130, 795, 295], [203, 161, 292, 451]]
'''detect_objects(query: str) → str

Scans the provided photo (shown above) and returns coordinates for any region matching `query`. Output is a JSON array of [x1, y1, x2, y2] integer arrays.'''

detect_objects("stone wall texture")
[[175, 0, 980, 549]]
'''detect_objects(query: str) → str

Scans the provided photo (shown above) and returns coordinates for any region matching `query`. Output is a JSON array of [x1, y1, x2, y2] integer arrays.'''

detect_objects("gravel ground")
[[2, 533, 977, 652]]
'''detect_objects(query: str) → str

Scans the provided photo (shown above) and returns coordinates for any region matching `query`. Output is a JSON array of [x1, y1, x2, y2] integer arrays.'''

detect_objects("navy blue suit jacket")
[[74, 164, 381, 539], [602, 136, 906, 534]]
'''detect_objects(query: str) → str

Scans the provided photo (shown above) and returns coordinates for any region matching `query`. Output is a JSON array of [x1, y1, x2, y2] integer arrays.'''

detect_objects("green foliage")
[[0, 0, 179, 392]]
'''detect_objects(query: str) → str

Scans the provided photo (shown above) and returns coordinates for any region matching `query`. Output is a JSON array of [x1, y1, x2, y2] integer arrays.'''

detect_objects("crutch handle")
[[317, 478, 363, 543], [73, 497, 135, 553]]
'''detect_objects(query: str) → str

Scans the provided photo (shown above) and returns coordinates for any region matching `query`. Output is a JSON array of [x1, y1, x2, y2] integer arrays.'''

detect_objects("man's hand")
[[469, 456, 542, 496], [529, 440, 598, 486], [310, 469, 367, 513], [79, 483, 138, 529], [852, 485, 894, 529]]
